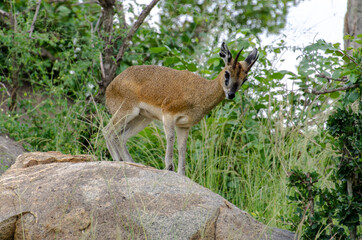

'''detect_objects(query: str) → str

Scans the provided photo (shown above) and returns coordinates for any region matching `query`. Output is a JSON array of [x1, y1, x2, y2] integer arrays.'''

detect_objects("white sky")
[[265, 0, 347, 74], [128, 0, 347, 78]]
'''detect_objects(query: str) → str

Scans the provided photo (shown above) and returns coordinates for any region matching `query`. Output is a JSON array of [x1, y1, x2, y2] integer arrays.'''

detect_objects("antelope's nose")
[[227, 93, 235, 99]]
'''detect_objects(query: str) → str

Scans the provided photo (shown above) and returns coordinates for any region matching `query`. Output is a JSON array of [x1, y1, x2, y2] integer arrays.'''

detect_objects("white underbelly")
[[139, 102, 191, 127], [139, 102, 163, 120]]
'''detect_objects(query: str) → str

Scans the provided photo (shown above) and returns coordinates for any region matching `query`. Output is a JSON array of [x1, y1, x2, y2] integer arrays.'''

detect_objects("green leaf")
[[333, 43, 340, 49], [347, 91, 359, 103], [149, 47, 167, 53], [163, 57, 179, 66], [346, 63, 356, 70], [335, 51, 343, 56], [57, 6, 71, 17], [342, 55, 351, 62], [207, 57, 220, 67], [349, 73, 357, 83], [330, 91, 340, 99], [332, 69, 341, 79], [239, 28, 250, 34], [187, 63, 197, 72], [173, 65, 187, 70], [255, 104, 267, 110], [271, 72, 284, 80]]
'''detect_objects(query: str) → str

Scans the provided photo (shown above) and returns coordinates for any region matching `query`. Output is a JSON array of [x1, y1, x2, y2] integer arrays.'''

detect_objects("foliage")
[[1, 0, 359, 237], [287, 37, 361, 239], [327, 106, 361, 239], [0, 0, 102, 100], [158, 0, 299, 45]]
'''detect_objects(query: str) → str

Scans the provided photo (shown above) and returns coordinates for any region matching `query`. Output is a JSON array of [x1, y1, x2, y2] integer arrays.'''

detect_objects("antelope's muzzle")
[[227, 93, 235, 99]]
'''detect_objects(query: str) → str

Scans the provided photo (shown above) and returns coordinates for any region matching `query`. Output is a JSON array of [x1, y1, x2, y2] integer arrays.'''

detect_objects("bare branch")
[[99, 53, 106, 80], [114, 1, 127, 30], [96, 0, 161, 100], [10, 2, 17, 32], [0, 9, 10, 18], [337, 50, 357, 65], [94, 11, 102, 33], [0, 82, 10, 97], [316, 73, 348, 82], [311, 83, 360, 95], [28, 0, 42, 39], [0, 7, 17, 31], [40, 47, 58, 61], [115, 0, 161, 63]]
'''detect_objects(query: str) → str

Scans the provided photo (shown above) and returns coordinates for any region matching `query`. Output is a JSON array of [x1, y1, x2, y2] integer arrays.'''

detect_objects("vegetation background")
[[0, 0, 360, 239]]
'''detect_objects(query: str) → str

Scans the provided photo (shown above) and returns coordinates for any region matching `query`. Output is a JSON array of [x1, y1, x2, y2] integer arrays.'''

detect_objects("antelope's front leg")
[[163, 116, 175, 171], [176, 127, 190, 175]]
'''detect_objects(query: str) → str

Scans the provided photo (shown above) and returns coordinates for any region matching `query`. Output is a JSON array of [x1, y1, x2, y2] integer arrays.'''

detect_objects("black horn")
[[232, 48, 243, 69]]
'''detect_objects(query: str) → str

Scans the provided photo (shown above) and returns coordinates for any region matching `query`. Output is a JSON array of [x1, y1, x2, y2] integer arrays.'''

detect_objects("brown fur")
[[104, 43, 258, 175], [106, 65, 227, 127]]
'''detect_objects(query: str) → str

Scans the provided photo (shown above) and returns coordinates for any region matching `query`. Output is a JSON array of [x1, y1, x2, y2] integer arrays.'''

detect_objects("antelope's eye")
[[225, 71, 230, 86]]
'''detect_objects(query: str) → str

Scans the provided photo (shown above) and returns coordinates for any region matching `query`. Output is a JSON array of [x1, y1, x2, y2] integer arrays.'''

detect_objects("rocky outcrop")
[[0, 134, 26, 175], [0, 152, 294, 240]]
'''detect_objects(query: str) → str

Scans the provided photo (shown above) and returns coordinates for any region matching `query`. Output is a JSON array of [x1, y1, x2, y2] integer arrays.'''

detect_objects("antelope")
[[103, 42, 258, 175]]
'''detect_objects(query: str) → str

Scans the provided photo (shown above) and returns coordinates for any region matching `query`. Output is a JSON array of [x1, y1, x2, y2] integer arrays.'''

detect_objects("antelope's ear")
[[245, 48, 259, 72], [219, 42, 232, 66]]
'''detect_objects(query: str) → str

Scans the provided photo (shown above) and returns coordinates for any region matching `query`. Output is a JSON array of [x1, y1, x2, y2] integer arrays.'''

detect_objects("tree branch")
[[40, 47, 58, 61], [316, 73, 348, 82], [95, 0, 161, 101], [0, 9, 10, 18], [94, 11, 102, 33], [0, 8, 16, 30], [337, 50, 357, 65], [99, 53, 106, 80], [115, 0, 161, 63], [0, 82, 10, 97], [114, 1, 127, 30], [28, 0, 42, 39], [311, 83, 360, 95]]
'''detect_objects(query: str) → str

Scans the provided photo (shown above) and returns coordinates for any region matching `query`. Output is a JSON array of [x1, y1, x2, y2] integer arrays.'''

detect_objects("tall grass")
[[1, 91, 335, 232], [123, 97, 335, 230]]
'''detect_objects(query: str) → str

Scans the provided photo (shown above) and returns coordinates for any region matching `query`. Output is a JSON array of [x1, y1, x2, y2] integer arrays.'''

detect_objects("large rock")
[[0, 152, 294, 240], [0, 134, 26, 175]]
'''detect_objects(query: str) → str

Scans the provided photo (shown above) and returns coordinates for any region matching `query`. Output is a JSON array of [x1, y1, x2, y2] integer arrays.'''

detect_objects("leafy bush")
[[1, 1, 360, 236], [287, 37, 361, 239]]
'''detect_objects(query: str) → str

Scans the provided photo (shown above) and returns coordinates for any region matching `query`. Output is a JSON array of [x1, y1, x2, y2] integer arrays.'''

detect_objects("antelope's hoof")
[[166, 164, 174, 171]]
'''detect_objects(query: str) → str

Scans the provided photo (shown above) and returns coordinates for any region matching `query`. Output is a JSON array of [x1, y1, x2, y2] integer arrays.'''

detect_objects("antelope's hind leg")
[[176, 126, 190, 175], [118, 115, 152, 162], [103, 121, 124, 161], [162, 115, 176, 171], [103, 106, 140, 162]]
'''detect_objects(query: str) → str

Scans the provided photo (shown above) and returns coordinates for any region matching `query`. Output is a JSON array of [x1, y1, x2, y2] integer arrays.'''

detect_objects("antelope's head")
[[219, 42, 259, 99]]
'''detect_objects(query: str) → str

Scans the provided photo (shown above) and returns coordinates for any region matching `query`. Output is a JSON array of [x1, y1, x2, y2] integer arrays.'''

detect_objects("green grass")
[[123, 99, 335, 231], [0, 92, 336, 233]]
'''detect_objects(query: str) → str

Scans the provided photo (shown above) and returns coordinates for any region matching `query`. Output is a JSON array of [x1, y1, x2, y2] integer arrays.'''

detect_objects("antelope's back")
[[106, 65, 208, 108]]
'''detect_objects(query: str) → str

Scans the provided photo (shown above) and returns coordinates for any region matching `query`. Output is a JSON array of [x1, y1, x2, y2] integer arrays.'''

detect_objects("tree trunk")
[[343, 3, 361, 237], [95, 0, 161, 102], [344, 0, 362, 50]]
